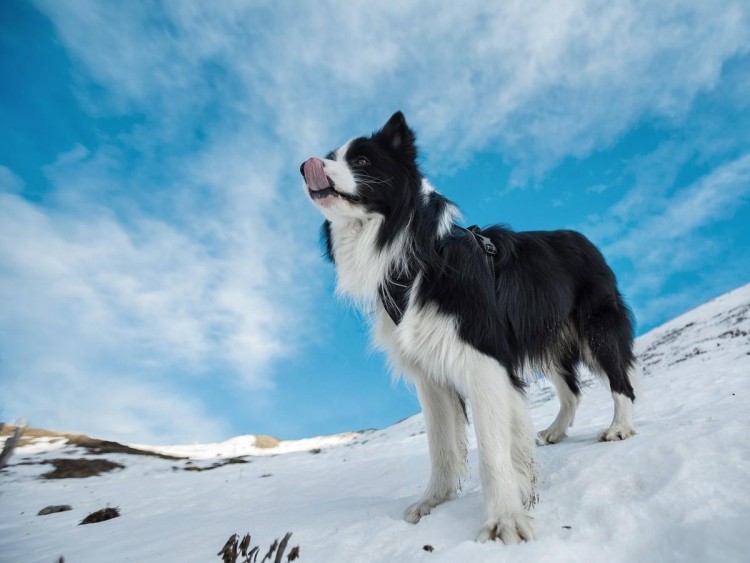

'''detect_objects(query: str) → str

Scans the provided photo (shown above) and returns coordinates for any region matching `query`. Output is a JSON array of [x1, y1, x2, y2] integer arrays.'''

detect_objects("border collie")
[[301, 112, 638, 543]]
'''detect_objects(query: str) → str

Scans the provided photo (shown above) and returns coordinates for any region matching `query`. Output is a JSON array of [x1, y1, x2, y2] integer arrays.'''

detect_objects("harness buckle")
[[466, 225, 497, 256]]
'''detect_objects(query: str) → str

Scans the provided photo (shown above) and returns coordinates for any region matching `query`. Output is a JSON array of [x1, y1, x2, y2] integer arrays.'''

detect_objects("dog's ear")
[[378, 111, 417, 160]]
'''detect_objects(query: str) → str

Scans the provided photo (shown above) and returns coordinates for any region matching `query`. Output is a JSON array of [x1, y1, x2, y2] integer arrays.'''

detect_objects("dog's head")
[[301, 111, 421, 223]]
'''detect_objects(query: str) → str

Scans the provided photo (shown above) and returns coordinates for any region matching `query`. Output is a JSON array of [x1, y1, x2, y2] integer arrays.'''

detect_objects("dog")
[[301, 112, 638, 543]]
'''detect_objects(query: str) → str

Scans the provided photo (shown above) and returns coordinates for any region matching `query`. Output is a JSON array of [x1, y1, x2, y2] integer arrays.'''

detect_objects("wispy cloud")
[[2, 358, 229, 444], [623, 155, 750, 249], [2, 0, 748, 441], [0, 165, 23, 194], [0, 139, 320, 442], [583, 153, 750, 325], [36, 1, 750, 176]]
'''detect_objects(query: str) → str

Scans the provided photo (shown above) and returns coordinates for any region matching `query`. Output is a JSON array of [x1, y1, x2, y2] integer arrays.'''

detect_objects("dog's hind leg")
[[404, 371, 467, 524], [465, 356, 536, 543], [537, 352, 581, 445], [598, 364, 640, 441], [581, 301, 638, 441]]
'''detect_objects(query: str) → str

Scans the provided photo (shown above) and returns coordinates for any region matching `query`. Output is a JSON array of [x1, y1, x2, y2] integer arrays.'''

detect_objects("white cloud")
[[607, 154, 750, 259], [0, 165, 24, 194], [1, 359, 228, 444], [8, 0, 748, 440], [580, 153, 750, 325], [2, 191, 243, 372], [587, 184, 609, 194], [0, 152, 322, 441], [36, 1, 750, 177]]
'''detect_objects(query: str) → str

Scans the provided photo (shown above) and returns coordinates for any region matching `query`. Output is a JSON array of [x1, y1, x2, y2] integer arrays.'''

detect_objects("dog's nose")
[[301, 157, 323, 177]]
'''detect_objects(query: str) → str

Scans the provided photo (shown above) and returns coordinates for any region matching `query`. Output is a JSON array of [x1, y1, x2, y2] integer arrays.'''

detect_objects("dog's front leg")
[[404, 371, 467, 524], [466, 359, 536, 543]]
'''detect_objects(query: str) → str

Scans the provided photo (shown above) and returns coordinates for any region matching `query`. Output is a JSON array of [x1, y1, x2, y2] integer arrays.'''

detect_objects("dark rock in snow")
[[38, 505, 72, 516], [79, 507, 120, 525]]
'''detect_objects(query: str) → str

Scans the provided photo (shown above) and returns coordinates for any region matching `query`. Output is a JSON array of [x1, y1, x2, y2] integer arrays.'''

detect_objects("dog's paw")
[[598, 425, 636, 442], [536, 427, 567, 445], [476, 512, 535, 544], [404, 495, 446, 524]]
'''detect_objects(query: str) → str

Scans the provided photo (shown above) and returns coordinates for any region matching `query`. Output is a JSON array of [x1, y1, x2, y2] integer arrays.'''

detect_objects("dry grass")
[[41, 458, 124, 479], [218, 531, 299, 562], [253, 435, 281, 449], [79, 507, 120, 525], [0, 422, 26, 469]]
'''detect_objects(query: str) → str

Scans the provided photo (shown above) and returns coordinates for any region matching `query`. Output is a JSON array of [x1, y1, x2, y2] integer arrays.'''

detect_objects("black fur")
[[316, 112, 636, 400]]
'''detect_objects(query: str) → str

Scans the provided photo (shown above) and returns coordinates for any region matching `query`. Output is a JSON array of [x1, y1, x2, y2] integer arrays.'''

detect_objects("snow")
[[2, 284, 749, 562], [131, 432, 360, 460]]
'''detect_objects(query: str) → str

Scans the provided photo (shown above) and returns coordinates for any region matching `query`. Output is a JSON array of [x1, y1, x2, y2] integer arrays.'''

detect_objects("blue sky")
[[1, 1, 749, 444]]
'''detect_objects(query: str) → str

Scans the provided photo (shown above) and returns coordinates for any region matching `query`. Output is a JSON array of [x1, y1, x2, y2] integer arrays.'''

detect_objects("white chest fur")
[[329, 217, 410, 308]]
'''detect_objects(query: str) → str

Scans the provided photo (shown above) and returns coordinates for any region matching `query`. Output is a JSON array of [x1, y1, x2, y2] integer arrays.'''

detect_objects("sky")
[[1, 0, 749, 445]]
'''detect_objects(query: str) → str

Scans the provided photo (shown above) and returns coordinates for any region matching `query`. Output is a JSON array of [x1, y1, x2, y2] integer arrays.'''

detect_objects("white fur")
[[437, 203, 460, 239], [537, 370, 580, 445], [420, 178, 435, 201], [599, 390, 636, 441], [468, 362, 536, 543], [302, 141, 366, 222], [303, 148, 413, 309], [328, 140, 357, 195], [558, 341, 639, 443], [308, 156, 537, 542], [421, 179, 461, 239], [374, 280, 537, 542], [402, 368, 468, 524], [328, 217, 412, 309]]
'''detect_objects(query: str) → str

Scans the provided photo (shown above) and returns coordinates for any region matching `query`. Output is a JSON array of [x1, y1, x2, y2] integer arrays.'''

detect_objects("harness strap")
[[465, 225, 497, 286], [379, 226, 498, 326], [379, 270, 413, 326]]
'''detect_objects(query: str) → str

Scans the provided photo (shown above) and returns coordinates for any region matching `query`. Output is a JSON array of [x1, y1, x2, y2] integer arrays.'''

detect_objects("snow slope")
[[2, 284, 749, 563]]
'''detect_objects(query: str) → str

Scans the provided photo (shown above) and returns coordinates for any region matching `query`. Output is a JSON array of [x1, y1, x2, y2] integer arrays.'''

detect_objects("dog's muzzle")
[[301, 158, 330, 192], [301, 157, 359, 202]]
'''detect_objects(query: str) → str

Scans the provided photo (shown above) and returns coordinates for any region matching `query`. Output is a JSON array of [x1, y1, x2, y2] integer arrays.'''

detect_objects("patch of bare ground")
[[183, 457, 251, 472], [41, 458, 124, 479], [253, 434, 281, 448], [0, 424, 183, 460], [38, 505, 73, 515]]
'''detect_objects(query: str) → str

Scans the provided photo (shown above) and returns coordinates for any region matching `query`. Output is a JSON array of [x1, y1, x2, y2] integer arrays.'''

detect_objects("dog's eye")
[[352, 156, 370, 167]]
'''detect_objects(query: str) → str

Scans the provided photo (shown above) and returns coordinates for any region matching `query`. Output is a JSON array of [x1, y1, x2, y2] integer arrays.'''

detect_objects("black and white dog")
[[301, 112, 638, 543]]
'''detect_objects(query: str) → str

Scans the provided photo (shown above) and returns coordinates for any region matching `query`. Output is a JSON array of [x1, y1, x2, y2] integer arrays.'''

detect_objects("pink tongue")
[[303, 158, 330, 191]]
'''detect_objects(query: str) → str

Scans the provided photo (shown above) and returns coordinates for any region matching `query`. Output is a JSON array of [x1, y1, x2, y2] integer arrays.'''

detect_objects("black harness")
[[379, 225, 497, 325], [465, 225, 498, 280]]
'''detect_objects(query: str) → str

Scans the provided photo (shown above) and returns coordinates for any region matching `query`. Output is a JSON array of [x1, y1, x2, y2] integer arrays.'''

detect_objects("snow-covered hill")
[[2, 285, 749, 562]]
